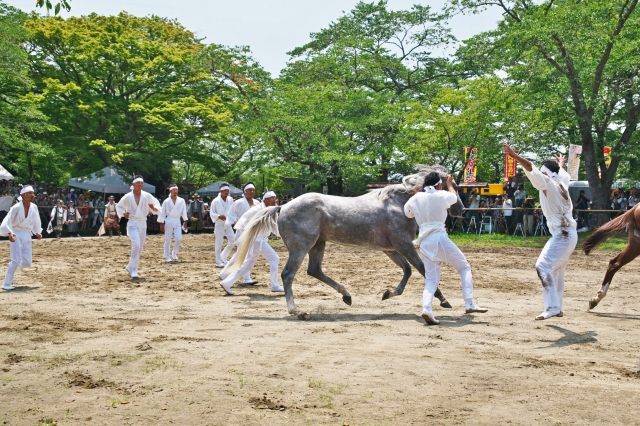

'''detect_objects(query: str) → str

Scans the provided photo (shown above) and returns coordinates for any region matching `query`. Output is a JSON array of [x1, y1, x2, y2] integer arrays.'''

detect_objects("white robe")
[[404, 189, 475, 315], [1, 201, 42, 286], [116, 190, 161, 276], [210, 194, 235, 264], [221, 197, 260, 281], [524, 164, 577, 316], [157, 196, 188, 260]]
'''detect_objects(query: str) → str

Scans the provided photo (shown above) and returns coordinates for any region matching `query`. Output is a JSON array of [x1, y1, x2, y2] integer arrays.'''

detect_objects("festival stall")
[[68, 166, 156, 194], [195, 181, 243, 198]]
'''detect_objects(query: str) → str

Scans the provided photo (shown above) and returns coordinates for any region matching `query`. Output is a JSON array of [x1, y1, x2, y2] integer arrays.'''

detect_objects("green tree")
[[451, 0, 640, 216], [24, 12, 233, 187], [0, 2, 58, 182]]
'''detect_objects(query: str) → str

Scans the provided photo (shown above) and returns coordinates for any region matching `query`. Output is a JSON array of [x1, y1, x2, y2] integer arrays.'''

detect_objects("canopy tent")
[[196, 181, 243, 198], [0, 164, 14, 180], [68, 166, 156, 194]]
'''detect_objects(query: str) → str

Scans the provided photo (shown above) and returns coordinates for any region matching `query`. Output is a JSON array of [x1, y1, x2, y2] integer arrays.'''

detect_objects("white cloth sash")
[[412, 221, 446, 248]]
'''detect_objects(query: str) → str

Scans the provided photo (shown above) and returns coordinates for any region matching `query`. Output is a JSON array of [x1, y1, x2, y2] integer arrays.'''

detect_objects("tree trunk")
[[327, 162, 343, 195]]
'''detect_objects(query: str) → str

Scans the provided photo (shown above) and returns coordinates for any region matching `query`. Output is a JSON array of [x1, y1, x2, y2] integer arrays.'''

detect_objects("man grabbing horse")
[[503, 143, 577, 320], [404, 173, 488, 325]]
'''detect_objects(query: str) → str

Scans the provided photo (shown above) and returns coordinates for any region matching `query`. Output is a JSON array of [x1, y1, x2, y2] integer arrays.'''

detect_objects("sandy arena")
[[1, 234, 639, 425]]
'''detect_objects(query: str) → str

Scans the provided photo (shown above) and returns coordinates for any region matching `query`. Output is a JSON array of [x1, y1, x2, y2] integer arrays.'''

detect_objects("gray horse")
[[234, 165, 464, 320]]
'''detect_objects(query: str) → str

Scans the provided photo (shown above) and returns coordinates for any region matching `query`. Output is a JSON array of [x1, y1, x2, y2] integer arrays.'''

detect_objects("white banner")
[[568, 144, 582, 181]]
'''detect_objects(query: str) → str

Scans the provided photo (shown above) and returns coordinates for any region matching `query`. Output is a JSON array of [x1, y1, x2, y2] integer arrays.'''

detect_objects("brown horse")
[[583, 204, 640, 309]]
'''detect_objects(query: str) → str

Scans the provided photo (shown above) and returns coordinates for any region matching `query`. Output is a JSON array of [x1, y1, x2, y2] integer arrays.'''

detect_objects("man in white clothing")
[[504, 143, 577, 320], [404, 173, 487, 325], [116, 175, 161, 278], [0, 186, 43, 290], [210, 182, 235, 267], [220, 191, 284, 295], [220, 182, 260, 284], [157, 184, 188, 262]]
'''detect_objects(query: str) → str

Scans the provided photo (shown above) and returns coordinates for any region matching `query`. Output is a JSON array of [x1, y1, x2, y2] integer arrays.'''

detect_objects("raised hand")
[[553, 153, 567, 168]]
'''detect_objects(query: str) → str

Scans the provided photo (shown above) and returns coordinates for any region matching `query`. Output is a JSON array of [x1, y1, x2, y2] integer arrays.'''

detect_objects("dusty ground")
[[1, 234, 639, 425]]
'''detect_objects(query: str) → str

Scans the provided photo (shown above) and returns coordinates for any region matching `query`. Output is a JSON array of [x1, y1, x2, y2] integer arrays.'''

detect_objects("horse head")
[[402, 164, 465, 218]]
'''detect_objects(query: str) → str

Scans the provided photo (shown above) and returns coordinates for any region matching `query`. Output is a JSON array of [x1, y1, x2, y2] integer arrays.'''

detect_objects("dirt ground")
[[1, 234, 639, 425]]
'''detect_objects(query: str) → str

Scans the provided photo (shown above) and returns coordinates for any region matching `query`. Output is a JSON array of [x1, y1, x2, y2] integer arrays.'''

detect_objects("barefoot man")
[[116, 176, 161, 278], [157, 184, 187, 262], [210, 182, 235, 268], [404, 173, 488, 325], [503, 143, 577, 320], [0, 186, 42, 290], [220, 191, 284, 295]]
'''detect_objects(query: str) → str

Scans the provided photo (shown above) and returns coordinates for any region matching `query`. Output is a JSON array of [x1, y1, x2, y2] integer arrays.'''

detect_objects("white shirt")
[[116, 190, 161, 223], [468, 194, 480, 209], [235, 202, 279, 237], [404, 190, 458, 226], [50, 205, 67, 222], [157, 196, 187, 223], [210, 194, 234, 222], [524, 164, 576, 233], [502, 199, 513, 216], [226, 197, 260, 228], [0, 201, 43, 236]]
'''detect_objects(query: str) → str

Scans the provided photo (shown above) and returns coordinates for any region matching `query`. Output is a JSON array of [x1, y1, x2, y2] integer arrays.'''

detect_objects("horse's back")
[[278, 191, 412, 250]]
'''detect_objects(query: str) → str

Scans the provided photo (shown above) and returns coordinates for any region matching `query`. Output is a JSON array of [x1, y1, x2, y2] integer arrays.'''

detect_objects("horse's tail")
[[583, 207, 636, 255], [227, 206, 281, 272]]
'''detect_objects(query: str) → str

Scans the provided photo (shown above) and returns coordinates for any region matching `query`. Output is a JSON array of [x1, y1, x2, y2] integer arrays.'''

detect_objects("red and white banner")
[[504, 151, 517, 182], [463, 148, 477, 183]]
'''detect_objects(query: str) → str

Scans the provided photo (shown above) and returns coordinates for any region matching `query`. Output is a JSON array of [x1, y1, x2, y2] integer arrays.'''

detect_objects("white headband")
[[263, 191, 276, 198], [169, 185, 178, 190], [132, 177, 143, 184], [244, 184, 255, 191], [540, 165, 558, 179], [219, 185, 230, 191], [20, 185, 34, 195], [424, 179, 442, 192]]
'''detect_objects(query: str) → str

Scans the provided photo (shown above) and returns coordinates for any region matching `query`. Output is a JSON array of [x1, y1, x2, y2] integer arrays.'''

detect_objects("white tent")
[[0, 164, 14, 180], [196, 181, 243, 197], [68, 166, 156, 194]]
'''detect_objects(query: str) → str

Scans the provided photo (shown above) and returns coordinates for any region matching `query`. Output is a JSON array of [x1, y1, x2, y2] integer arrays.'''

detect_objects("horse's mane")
[[363, 164, 450, 202]]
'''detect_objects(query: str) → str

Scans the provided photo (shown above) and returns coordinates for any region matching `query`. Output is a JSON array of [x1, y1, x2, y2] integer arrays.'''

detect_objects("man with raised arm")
[[210, 182, 235, 268], [116, 175, 161, 278], [503, 143, 577, 320], [157, 184, 187, 263], [0, 186, 43, 290], [219, 182, 260, 284], [404, 173, 488, 325]]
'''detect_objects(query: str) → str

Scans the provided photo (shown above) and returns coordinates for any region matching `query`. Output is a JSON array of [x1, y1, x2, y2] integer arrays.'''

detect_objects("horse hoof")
[[440, 300, 452, 309], [297, 312, 310, 320], [588, 299, 599, 310], [342, 294, 352, 306], [381, 290, 392, 301]]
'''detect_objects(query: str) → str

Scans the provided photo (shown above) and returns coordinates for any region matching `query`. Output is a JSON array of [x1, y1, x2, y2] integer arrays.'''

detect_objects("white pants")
[[221, 237, 280, 289], [163, 217, 183, 259], [419, 232, 474, 315], [3, 230, 32, 286], [126, 220, 147, 275], [214, 220, 235, 264], [221, 228, 252, 282], [535, 227, 577, 313]]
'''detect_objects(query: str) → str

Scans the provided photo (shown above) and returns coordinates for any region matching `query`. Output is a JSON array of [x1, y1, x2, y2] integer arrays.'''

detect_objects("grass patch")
[[144, 355, 177, 373], [449, 231, 628, 252], [308, 378, 323, 388]]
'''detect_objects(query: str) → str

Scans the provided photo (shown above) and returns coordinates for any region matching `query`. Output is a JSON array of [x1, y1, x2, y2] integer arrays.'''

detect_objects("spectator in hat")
[[187, 194, 205, 233]]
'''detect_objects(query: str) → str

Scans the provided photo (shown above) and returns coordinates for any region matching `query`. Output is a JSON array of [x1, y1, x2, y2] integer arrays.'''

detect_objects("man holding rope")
[[1, 186, 42, 290], [116, 175, 161, 278], [503, 143, 577, 320]]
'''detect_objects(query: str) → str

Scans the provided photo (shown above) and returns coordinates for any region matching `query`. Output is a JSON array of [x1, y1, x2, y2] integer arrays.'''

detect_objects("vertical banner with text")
[[604, 146, 612, 168], [568, 144, 582, 180], [504, 151, 517, 182], [463, 148, 477, 183]]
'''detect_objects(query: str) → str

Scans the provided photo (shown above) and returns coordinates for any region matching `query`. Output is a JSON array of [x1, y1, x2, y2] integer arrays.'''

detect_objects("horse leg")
[[385, 243, 452, 309], [307, 240, 353, 306], [380, 251, 411, 299], [281, 249, 311, 320], [589, 239, 640, 310]]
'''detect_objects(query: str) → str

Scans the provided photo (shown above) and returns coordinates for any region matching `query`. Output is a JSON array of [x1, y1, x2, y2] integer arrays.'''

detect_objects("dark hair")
[[243, 181, 255, 191], [422, 172, 442, 190], [541, 159, 560, 174], [132, 174, 143, 182], [170, 183, 177, 188], [220, 182, 229, 187]]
